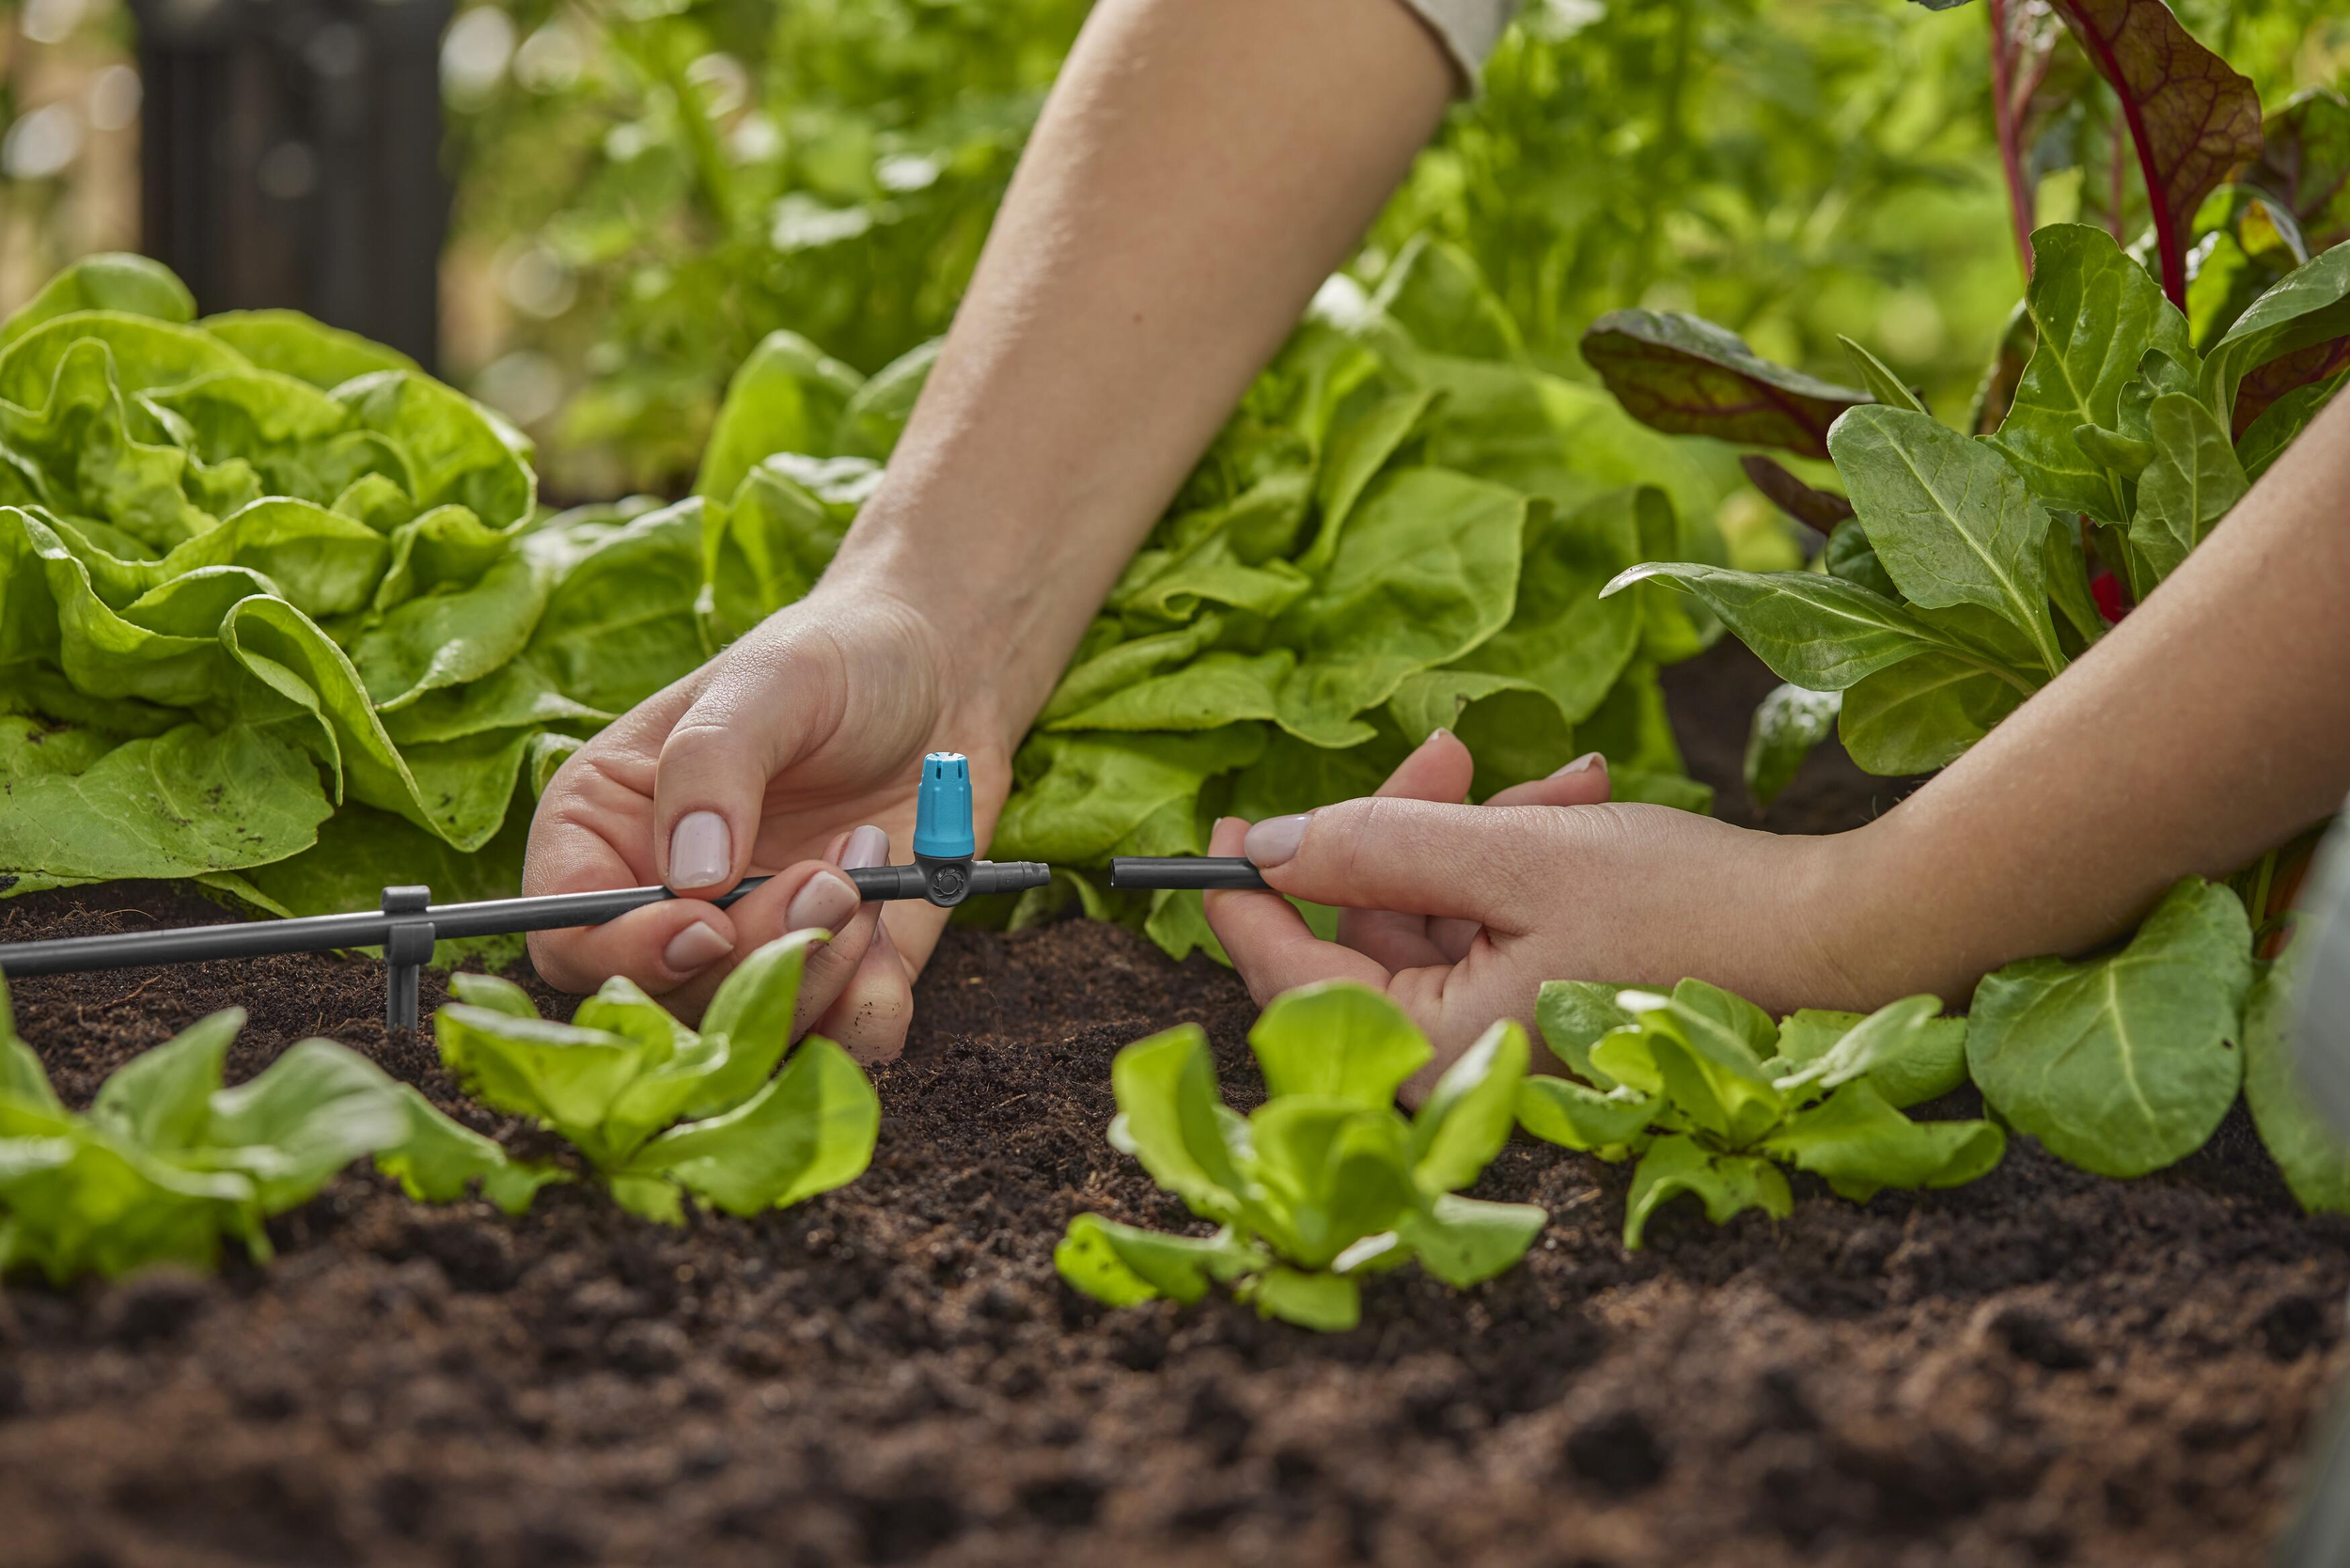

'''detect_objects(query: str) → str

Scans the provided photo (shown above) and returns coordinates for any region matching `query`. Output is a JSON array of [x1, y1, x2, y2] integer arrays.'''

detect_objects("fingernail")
[[669, 811, 730, 887], [663, 920, 733, 973], [1422, 728, 1453, 746], [1245, 811, 1312, 868], [786, 870, 859, 934], [842, 824, 889, 870], [1551, 752, 1605, 777]]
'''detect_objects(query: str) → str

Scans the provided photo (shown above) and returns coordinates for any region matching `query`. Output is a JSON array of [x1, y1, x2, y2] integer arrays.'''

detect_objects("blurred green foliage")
[[445, 0, 2341, 502], [445, 0, 1089, 496]]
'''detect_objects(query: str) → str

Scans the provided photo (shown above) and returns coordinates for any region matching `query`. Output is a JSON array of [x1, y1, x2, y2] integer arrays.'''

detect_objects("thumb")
[[652, 666, 831, 893], [1244, 795, 1546, 931]]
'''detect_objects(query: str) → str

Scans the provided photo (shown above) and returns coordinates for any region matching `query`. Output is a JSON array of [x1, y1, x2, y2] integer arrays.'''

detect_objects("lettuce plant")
[[1055, 982, 1545, 1332], [1517, 979, 2004, 1248], [428, 930, 881, 1225], [0, 971, 499, 1282], [0, 254, 724, 924], [689, 237, 1737, 962]]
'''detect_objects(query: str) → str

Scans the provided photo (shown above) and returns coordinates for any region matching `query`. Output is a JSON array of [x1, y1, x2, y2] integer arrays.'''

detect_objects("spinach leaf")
[[1058, 983, 1544, 1330], [1837, 651, 2027, 774], [1828, 405, 2064, 672], [1968, 878, 2252, 1178], [1601, 562, 1964, 693], [2201, 242, 2350, 427], [1840, 336, 1929, 416], [1991, 224, 2195, 523], [2127, 391, 2248, 579]]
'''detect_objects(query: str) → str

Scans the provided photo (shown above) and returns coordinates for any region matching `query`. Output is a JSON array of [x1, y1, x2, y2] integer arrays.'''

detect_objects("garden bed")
[[0, 643, 2342, 1568]]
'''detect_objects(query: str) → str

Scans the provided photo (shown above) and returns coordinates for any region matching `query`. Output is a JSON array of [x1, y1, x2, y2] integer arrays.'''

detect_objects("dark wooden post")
[[128, 0, 452, 371]]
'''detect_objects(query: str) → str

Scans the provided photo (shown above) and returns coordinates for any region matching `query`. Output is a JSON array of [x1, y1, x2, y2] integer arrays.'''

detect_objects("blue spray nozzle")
[[912, 751, 976, 860]]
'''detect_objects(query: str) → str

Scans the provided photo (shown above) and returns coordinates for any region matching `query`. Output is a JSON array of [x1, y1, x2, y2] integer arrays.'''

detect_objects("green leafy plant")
[[429, 929, 881, 1225], [445, 0, 1092, 495], [1055, 982, 1545, 1331], [0, 253, 715, 929], [1518, 978, 2004, 1247], [691, 237, 1737, 961], [1574, 2, 2350, 1205], [1581, 14, 2349, 813], [0, 970, 524, 1282], [1601, 216, 2349, 797]]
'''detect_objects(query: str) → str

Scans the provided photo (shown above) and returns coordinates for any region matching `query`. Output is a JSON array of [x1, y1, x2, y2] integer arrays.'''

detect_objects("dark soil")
[[1, 640, 2344, 1568]]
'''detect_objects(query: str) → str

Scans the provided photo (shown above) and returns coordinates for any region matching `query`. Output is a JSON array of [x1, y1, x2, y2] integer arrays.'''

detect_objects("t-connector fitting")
[[836, 752, 1048, 908], [912, 750, 979, 906]]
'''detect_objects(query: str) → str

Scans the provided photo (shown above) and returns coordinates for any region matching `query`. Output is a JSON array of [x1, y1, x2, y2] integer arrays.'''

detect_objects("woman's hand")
[[1203, 729, 1859, 1091], [524, 582, 1013, 1059]]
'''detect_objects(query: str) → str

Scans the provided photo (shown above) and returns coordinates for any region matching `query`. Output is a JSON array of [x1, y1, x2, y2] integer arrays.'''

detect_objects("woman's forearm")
[[1843, 393, 2350, 999], [827, 0, 1455, 747]]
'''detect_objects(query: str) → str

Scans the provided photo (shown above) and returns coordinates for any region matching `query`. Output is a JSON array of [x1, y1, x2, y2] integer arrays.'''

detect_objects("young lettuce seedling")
[[1517, 978, 2004, 1247], [1056, 981, 1546, 1332], [0, 972, 507, 1282], [429, 929, 880, 1225]]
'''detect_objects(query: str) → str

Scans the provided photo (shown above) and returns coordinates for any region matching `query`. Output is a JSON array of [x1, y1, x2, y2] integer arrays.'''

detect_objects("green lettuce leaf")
[[1061, 980, 1542, 1328]]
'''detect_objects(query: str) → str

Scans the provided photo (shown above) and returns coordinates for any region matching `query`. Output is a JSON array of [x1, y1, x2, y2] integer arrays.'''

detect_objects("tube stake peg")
[[382, 885, 434, 1033]]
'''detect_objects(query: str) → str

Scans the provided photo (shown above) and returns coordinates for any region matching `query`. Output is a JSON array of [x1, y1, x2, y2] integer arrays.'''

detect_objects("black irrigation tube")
[[0, 857, 1267, 1031], [0, 864, 1043, 1031], [0, 753, 1274, 1030]]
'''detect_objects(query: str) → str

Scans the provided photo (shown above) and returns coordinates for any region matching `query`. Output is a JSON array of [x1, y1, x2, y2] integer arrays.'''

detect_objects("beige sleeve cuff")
[[1393, 0, 1520, 91]]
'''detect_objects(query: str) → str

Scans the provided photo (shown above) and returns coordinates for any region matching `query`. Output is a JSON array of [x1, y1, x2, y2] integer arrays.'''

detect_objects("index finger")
[[1202, 816, 1391, 1006]]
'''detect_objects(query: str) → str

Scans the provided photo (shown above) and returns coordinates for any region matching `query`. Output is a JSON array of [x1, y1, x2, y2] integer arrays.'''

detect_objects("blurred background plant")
[[437, 0, 1090, 498], [2, 0, 2345, 505], [0, 0, 140, 308]]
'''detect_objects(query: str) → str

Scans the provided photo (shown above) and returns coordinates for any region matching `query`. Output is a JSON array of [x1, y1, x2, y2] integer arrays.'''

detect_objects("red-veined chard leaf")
[[1580, 309, 1871, 461], [1986, 0, 2092, 274], [1912, 0, 2261, 308], [1739, 455, 1854, 533]]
